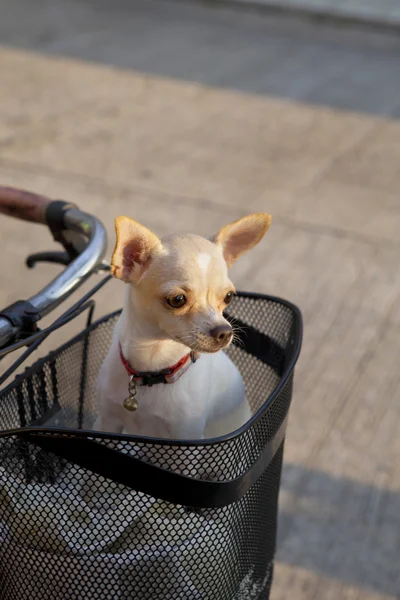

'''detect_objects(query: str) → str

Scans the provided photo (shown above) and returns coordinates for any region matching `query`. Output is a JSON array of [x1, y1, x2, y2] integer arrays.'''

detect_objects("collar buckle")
[[141, 373, 168, 387]]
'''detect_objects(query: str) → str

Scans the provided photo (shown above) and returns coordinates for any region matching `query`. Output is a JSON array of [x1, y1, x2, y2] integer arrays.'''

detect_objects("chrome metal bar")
[[0, 207, 107, 349]]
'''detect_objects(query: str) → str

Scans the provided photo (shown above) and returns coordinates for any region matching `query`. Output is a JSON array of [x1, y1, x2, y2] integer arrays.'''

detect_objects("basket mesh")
[[0, 294, 300, 600]]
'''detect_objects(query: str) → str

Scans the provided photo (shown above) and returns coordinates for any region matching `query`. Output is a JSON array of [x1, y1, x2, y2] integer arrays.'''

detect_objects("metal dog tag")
[[123, 375, 138, 411]]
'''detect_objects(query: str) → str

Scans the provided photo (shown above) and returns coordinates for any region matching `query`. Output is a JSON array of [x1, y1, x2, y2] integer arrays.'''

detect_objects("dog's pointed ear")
[[213, 213, 271, 267], [111, 216, 162, 283]]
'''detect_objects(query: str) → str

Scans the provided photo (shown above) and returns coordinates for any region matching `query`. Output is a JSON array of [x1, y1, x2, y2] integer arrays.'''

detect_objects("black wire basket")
[[0, 291, 301, 600]]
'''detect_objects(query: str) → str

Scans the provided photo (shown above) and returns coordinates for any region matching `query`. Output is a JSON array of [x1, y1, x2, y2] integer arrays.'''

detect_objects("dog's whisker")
[[231, 320, 249, 331], [228, 317, 249, 335], [233, 338, 245, 347], [232, 327, 248, 340], [232, 333, 245, 349]]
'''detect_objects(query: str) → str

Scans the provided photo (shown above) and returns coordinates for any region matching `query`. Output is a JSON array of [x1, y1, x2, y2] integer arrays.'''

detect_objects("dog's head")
[[111, 213, 271, 353]]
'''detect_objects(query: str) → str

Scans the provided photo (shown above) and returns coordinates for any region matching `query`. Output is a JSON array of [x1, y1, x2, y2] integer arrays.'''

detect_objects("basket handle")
[[19, 415, 287, 509]]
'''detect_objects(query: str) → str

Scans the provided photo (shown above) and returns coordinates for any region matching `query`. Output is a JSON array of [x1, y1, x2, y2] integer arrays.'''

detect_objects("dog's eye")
[[167, 294, 186, 309], [224, 291, 234, 305]]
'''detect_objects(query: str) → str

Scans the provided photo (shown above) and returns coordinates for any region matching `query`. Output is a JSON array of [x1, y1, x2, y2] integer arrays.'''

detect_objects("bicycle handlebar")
[[0, 186, 108, 349], [0, 186, 54, 224]]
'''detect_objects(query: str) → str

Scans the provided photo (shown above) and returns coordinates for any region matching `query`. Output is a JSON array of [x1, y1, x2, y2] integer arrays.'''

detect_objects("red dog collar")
[[119, 344, 200, 387]]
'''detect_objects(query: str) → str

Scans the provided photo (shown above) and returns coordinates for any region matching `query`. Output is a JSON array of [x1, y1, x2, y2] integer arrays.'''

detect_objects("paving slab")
[[2, 0, 400, 117], [0, 53, 380, 212], [280, 180, 400, 244]]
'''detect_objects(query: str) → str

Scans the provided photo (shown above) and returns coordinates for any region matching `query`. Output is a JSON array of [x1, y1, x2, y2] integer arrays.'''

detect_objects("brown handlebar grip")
[[0, 185, 52, 224]]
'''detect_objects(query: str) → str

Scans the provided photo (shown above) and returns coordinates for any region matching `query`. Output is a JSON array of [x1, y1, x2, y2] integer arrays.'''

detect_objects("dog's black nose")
[[210, 325, 233, 344]]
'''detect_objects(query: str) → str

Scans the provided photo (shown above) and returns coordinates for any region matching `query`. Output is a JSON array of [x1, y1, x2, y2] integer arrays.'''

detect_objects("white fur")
[[94, 308, 251, 440], [196, 252, 211, 276]]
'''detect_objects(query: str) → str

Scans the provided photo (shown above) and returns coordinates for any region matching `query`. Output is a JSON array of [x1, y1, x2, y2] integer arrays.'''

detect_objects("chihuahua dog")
[[94, 213, 271, 440]]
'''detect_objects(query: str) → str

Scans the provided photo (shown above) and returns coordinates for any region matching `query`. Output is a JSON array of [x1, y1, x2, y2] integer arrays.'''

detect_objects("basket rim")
[[0, 291, 302, 447]]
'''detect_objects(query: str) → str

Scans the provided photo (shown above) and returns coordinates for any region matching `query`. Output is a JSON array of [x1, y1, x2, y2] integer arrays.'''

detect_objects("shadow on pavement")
[[1, 0, 400, 117], [278, 462, 400, 596]]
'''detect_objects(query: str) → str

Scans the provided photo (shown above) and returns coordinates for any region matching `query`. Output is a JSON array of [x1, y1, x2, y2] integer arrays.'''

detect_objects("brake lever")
[[26, 251, 72, 268]]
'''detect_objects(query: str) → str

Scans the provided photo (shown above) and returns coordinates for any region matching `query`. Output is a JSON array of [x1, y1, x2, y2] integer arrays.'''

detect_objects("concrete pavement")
[[2, 0, 400, 117], [0, 1, 400, 599]]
